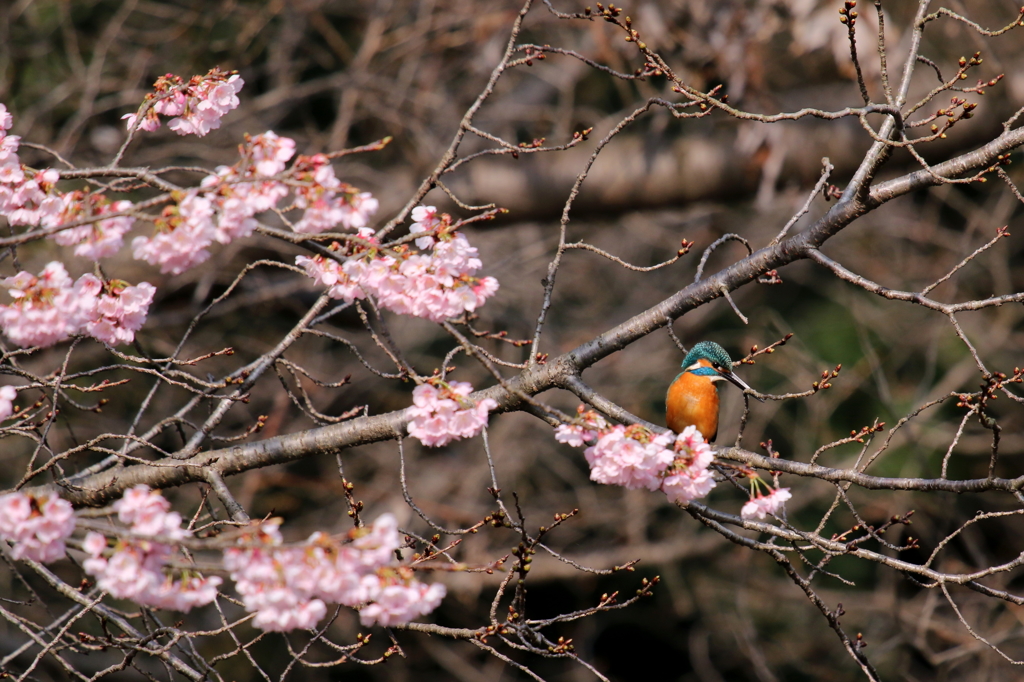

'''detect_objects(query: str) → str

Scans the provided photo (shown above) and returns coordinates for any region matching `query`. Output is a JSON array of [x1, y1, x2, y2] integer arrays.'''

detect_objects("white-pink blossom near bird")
[[660, 425, 717, 505], [584, 425, 675, 491]]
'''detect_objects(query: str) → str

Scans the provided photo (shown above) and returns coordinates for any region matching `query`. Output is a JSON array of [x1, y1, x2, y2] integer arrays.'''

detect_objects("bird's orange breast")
[[666, 372, 720, 442]]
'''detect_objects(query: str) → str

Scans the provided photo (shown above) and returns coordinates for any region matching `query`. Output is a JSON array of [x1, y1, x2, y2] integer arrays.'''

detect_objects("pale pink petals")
[[407, 382, 497, 447], [0, 262, 79, 347], [113, 485, 187, 539], [298, 222, 499, 323], [249, 130, 296, 176], [554, 406, 609, 447], [0, 492, 76, 563], [358, 580, 447, 627], [292, 155, 379, 234], [741, 487, 792, 520], [0, 385, 16, 420], [224, 513, 444, 631], [584, 425, 675, 491], [73, 275, 156, 346], [82, 486, 221, 612], [51, 197, 135, 259], [132, 191, 215, 274], [0, 265, 154, 348], [556, 415, 719, 503]]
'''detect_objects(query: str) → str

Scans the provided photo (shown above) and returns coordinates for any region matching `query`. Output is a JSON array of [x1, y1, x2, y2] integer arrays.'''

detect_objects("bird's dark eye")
[[712, 362, 721, 369]]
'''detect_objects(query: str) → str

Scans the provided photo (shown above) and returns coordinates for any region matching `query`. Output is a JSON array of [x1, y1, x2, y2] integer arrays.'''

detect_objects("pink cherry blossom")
[[50, 194, 135, 259], [223, 513, 442, 631], [584, 425, 675, 490], [132, 191, 216, 274], [407, 382, 497, 447], [0, 262, 79, 347], [82, 488, 220, 612], [73, 275, 155, 346], [121, 111, 161, 132], [555, 406, 610, 447], [0, 103, 12, 131], [0, 492, 76, 563], [0, 385, 16, 420], [124, 69, 243, 138], [741, 487, 792, 520], [292, 155, 379, 234], [248, 130, 296, 176], [113, 485, 187, 539], [358, 578, 447, 627]]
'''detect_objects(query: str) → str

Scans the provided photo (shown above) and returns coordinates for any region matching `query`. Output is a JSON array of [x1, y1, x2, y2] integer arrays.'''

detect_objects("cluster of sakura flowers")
[[0, 486, 446, 629], [0, 491, 75, 563], [406, 380, 498, 447], [122, 69, 243, 137], [555, 406, 791, 518], [226, 513, 446, 630], [296, 205, 498, 323], [82, 486, 221, 612], [2, 71, 502, 351], [0, 262, 155, 347]]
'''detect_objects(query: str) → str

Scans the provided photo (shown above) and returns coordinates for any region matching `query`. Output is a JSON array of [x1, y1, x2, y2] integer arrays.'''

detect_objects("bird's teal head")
[[682, 341, 734, 377], [681, 341, 764, 401]]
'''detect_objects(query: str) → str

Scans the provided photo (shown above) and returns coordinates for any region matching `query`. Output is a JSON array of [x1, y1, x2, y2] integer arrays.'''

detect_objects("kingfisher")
[[666, 341, 763, 442]]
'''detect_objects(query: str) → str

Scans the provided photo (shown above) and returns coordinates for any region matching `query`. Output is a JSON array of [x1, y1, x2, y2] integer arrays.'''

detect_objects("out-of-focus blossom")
[[358, 577, 447, 627], [72, 275, 155, 346], [0, 492, 76, 563], [741, 487, 792, 520], [0, 262, 78, 347], [248, 130, 296, 176], [0, 385, 16, 420], [555, 415, 719, 505], [0, 264, 155, 348], [82, 486, 221, 612], [113, 485, 187, 540], [50, 193, 135, 259], [132, 191, 216, 274], [406, 381, 497, 447]]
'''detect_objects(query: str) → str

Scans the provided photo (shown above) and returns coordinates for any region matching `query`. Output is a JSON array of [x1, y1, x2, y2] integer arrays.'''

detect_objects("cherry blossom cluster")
[[0, 103, 62, 228], [82, 485, 221, 612], [556, 410, 719, 506], [292, 153, 379, 234], [224, 513, 446, 631], [741, 483, 792, 520], [49, 191, 136, 259], [122, 68, 243, 137], [0, 492, 76, 563], [296, 207, 499, 323], [406, 380, 498, 447], [0, 262, 154, 348]]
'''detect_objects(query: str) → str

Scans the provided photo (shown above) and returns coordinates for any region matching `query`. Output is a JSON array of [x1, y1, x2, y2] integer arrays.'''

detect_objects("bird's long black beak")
[[721, 370, 765, 402]]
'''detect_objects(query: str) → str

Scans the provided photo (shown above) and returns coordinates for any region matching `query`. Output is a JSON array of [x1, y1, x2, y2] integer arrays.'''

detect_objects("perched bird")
[[666, 341, 763, 442]]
